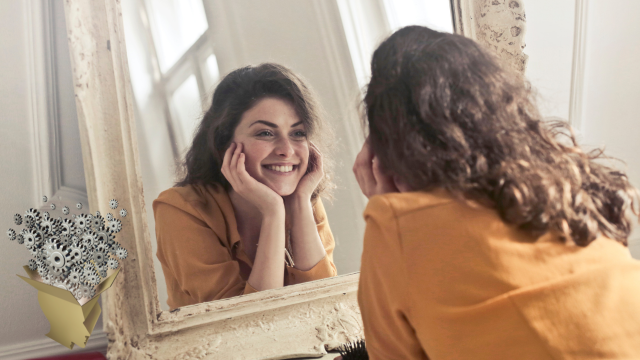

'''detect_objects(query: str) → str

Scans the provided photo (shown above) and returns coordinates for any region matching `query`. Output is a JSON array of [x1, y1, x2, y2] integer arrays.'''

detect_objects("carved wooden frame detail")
[[452, 0, 528, 72], [62, 0, 525, 358]]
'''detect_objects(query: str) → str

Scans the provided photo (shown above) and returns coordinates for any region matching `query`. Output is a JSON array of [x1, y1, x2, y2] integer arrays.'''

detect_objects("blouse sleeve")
[[154, 201, 255, 306], [358, 195, 429, 360], [286, 198, 337, 285]]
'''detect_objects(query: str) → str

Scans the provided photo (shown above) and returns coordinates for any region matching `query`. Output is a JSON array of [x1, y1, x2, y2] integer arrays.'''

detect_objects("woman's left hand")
[[290, 142, 324, 201], [353, 139, 401, 198]]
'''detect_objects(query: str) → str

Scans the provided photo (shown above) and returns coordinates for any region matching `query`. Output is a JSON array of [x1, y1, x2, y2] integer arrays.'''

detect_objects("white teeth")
[[266, 165, 294, 173]]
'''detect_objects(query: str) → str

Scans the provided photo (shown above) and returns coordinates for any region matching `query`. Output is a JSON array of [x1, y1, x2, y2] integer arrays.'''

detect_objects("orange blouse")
[[153, 183, 337, 310], [358, 190, 640, 359]]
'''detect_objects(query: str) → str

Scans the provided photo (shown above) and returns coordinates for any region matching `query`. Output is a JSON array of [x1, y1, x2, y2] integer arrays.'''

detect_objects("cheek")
[[242, 142, 271, 170], [243, 157, 259, 176]]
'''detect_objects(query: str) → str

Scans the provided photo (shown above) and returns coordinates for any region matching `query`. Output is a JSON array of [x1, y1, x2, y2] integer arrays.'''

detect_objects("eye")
[[256, 130, 274, 137], [291, 130, 307, 138]]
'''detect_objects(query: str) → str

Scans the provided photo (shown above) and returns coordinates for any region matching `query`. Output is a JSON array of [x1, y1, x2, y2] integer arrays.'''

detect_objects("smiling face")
[[232, 97, 309, 196]]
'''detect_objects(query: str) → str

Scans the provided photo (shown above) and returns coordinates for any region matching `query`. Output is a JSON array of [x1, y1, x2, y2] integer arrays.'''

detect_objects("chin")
[[251, 174, 298, 197], [252, 170, 303, 197], [267, 184, 297, 197]]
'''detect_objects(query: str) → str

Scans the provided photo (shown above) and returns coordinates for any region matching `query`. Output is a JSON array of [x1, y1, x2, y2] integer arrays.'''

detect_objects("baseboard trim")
[[0, 328, 107, 360]]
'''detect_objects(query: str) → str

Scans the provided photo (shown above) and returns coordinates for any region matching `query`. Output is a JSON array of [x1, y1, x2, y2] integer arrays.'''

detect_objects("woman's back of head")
[[365, 25, 638, 246]]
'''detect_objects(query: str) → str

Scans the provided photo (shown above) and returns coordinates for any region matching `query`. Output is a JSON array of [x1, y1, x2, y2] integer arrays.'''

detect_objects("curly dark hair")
[[176, 63, 335, 202], [364, 26, 639, 246]]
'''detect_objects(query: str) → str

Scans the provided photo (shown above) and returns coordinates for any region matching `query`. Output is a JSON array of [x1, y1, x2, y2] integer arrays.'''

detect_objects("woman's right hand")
[[353, 138, 401, 198], [221, 142, 284, 214]]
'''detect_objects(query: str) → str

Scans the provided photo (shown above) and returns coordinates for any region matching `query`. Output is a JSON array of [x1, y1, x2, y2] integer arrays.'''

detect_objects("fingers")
[[222, 142, 244, 188], [231, 144, 263, 193], [221, 143, 236, 183], [353, 141, 376, 197], [308, 142, 324, 176], [231, 143, 245, 186], [221, 143, 284, 213], [352, 145, 367, 195], [236, 151, 253, 185], [371, 157, 385, 183], [373, 157, 398, 193], [352, 139, 401, 197], [393, 175, 412, 192]]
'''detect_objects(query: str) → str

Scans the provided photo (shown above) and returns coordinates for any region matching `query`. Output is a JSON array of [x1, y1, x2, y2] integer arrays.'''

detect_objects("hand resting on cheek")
[[353, 138, 410, 198], [286, 141, 324, 201], [221, 142, 284, 214]]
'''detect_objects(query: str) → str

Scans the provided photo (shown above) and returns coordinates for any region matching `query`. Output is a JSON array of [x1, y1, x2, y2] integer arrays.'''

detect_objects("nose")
[[274, 137, 295, 158]]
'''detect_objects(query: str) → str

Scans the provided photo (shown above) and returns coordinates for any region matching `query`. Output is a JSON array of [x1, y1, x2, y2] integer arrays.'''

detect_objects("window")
[[381, 0, 453, 34], [337, 0, 453, 92], [122, 0, 220, 159]]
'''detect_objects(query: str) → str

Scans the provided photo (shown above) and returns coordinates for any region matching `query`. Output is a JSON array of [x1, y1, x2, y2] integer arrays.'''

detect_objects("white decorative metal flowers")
[[8, 196, 128, 301]]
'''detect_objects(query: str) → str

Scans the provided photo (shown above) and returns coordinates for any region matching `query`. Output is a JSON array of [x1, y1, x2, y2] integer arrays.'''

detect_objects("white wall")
[[0, 0, 47, 346], [0, 1, 106, 358], [579, 0, 640, 257], [525, 0, 640, 258], [524, 0, 575, 120]]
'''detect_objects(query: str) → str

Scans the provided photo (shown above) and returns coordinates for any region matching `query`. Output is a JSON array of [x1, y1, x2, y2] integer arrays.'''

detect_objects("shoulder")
[[153, 183, 228, 218], [364, 189, 456, 221], [153, 183, 235, 246], [362, 189, 477, 253]]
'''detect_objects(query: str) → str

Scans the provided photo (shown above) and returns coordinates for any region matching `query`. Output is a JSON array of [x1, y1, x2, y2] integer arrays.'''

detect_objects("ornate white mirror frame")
[[62, 0, 526, 358]]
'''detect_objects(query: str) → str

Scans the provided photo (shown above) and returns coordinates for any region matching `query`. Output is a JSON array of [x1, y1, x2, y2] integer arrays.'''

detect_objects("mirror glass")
[[120, 0, 454, 310]]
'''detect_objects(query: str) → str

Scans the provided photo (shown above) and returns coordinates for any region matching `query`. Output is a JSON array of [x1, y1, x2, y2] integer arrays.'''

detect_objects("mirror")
[[119, 0, 455, 310]]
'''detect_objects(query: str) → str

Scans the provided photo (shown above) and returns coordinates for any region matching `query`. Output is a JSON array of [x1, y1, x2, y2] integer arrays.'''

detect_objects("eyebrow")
[[249, 120, 304, 128]]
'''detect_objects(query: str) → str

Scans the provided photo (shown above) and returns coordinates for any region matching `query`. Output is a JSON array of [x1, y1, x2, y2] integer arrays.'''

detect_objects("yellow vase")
[[17, 266, 120, 349]]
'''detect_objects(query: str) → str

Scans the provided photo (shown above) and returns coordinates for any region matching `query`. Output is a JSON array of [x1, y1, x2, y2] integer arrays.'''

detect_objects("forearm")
[[247, 211, 286, 290], [287, 195, 327, 271]]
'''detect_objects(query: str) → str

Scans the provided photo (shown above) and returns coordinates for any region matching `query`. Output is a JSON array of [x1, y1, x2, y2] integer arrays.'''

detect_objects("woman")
[[352, 26, 640, 359], [153, 63, 337, 310]]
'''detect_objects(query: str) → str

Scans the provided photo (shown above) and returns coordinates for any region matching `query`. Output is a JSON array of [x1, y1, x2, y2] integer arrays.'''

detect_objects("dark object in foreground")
[[338, 338, 368, 360], [29, 352, 107, 360]]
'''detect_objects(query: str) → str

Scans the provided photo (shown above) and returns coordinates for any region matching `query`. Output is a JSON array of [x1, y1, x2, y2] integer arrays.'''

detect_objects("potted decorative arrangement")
[[8, 196, 128, 349]]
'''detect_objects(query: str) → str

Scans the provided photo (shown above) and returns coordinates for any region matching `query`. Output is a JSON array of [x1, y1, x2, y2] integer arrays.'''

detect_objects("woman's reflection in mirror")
[[352, 26, 640, 358], [153, 63, 338, 310]]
